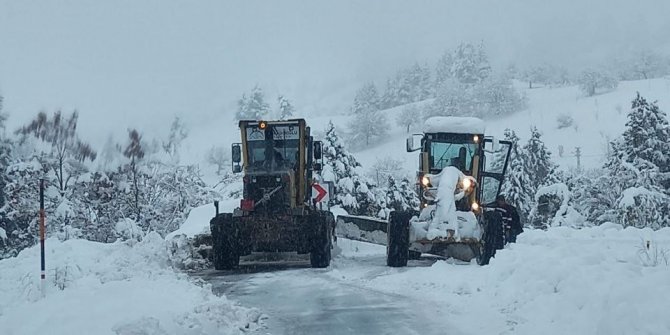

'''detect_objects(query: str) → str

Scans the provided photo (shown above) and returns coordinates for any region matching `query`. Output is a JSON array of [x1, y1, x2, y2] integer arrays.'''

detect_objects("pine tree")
[[348, 83, 388, 148], [277, 95, 294, 120], [499, 129, 533, 223], [321, 122, 377, 215], [622, 93, 670, 191], [523, 126, 558, 195], [351, 83, 380, 115], [603, 93, 670, 228], [236, 86, 270, 120], [451, 42, 491, 85], [435, 50, 453, 88]]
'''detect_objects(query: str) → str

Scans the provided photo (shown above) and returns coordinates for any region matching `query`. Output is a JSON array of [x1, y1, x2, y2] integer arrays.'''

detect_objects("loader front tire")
[[387, 211, 412, 267], [477, 211, 504, 266], [210, 214, 240, 270]]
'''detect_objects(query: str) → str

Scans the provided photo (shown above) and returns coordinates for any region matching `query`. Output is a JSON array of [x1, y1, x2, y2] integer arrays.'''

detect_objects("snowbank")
[[330, 225, 670, 335], [166, 200, 239, 240], [0, 234, 261, 335]]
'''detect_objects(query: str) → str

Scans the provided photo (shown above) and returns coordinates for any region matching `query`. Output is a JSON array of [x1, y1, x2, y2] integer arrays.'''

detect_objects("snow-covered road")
[[199, 253, 462, 335], [199, 225, 670, 335]]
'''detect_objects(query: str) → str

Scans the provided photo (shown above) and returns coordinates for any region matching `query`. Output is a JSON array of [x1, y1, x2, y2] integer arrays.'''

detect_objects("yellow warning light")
[[473, 135, 480, 143], [259, 121, 267, 129]]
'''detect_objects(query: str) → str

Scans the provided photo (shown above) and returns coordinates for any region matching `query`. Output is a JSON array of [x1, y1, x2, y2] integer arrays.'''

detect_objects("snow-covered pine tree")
[[603, 93, 670, 228], [351, 82, 380, 115], [499, 129, 533, 224], [348, 83, 388, 148], [622, 93, 670, 192], [450, 42, 491, 85], [435, 50, 453, 88], [321, 122, 377, 215], [399, 177, 420, 210], [277, 95, 294, 120], [523, 126, 558, 194], [162, 116, 188, 164], [235, 86, 270, 121]]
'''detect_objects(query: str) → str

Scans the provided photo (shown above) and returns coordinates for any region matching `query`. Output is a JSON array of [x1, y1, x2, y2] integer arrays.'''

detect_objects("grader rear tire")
[[310, 212, 333, 268], [210, 214, 240, 270]]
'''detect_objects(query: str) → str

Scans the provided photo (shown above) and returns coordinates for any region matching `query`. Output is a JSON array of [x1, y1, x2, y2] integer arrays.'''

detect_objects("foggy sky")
[[1, 0, 669, 144]]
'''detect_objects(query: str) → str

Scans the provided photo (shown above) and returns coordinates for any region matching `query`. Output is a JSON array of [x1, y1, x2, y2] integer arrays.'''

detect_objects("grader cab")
[[210, 119, 335, 270]]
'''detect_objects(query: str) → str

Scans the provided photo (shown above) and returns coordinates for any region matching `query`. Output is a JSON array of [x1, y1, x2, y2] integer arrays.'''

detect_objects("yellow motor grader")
[[210, 119, 334, 270]]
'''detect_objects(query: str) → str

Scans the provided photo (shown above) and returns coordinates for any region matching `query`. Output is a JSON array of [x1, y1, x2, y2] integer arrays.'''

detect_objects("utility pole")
[[574, 147, 582, 170]]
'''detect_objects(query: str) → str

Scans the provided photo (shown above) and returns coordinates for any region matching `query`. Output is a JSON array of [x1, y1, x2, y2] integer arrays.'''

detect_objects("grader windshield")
[[244, 122, 301, 172]]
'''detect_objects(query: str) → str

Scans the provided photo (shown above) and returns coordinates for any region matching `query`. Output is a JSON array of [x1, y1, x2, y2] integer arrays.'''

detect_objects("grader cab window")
[[246, 125, 301, 171]]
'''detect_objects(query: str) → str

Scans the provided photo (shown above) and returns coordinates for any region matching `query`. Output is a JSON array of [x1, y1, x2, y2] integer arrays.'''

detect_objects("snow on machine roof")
[[423, 116, 486, 135]]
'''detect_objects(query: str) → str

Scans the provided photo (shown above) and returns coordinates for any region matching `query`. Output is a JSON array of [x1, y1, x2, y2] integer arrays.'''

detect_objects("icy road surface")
[[197, 243, 465, 335]]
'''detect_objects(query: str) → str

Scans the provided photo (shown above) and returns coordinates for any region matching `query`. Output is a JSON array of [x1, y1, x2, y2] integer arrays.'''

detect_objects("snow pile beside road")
[[332, 225, 670, 335], [0, 233, 261, 335]]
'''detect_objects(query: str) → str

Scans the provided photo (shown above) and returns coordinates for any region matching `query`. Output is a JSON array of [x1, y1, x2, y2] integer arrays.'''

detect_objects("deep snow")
[[330, 225, 670, 335], [0, 233, 262, 335]]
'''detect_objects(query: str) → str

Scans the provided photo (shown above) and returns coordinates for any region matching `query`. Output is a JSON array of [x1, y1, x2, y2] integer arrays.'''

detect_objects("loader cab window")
[[428, 137, 478, 174]]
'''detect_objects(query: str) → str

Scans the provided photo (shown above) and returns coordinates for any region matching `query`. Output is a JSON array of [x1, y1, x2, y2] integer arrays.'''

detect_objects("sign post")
[[39, 179, 46, 298]]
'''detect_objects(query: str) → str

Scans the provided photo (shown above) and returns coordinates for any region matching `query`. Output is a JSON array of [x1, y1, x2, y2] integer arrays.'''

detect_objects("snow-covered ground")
[[329, 225, 670, 335], [0, 233, 262, 335]]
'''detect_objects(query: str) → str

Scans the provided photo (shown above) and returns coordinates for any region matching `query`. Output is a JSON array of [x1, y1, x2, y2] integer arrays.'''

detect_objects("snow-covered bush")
[[577, 69, 618, 96], [529, 183, 586, 229], [556, 114, 575, 129]]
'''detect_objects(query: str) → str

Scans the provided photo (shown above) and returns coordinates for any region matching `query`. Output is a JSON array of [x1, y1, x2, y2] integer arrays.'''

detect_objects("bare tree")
[[124, 129, 145, 220], [207, 146, 229, 175], [17, 111, 96, 195]]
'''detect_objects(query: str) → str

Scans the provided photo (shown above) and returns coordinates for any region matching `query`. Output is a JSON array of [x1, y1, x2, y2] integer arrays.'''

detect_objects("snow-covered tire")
[[310, 211, 333, 268], [478, 211, 504, 266], [210, 214, 240, 270], [387, 211, 412, 267]]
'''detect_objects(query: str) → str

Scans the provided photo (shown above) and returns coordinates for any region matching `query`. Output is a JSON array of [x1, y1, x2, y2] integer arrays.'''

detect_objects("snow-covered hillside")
[[183, 78, 670, 182], [0, 234, 262, 335]]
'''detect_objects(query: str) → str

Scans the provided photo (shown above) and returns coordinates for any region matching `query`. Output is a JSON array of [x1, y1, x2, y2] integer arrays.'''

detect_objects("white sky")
[[1, 0, 669, 145]]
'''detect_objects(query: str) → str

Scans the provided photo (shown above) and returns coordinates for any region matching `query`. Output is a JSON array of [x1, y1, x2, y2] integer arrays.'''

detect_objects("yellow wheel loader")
[[336, 116, 512, 266]]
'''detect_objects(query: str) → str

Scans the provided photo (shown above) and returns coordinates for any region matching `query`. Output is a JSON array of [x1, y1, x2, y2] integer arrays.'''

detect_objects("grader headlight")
[[462, 177, 472, 190]]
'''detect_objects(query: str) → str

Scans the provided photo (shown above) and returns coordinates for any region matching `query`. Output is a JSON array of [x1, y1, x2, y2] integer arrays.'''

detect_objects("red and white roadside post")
[[39, 179, 46, 297]]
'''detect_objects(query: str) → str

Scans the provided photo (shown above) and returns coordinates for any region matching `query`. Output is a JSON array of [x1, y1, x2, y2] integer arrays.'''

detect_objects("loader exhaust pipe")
[[214, 200, 219, 216]]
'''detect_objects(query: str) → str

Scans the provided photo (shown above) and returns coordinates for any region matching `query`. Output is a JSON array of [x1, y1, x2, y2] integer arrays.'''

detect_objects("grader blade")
[[335, 215, 388, 246]]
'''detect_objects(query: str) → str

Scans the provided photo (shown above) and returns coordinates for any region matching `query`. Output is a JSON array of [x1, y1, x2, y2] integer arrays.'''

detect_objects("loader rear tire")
[[210, 214, 240, 270], [387, 211, 412, 267], [310, 212, 333, 268]]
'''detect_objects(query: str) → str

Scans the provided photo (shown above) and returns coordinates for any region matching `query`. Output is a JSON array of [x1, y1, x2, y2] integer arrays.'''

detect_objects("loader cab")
[[407, 116, 512, 212]]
